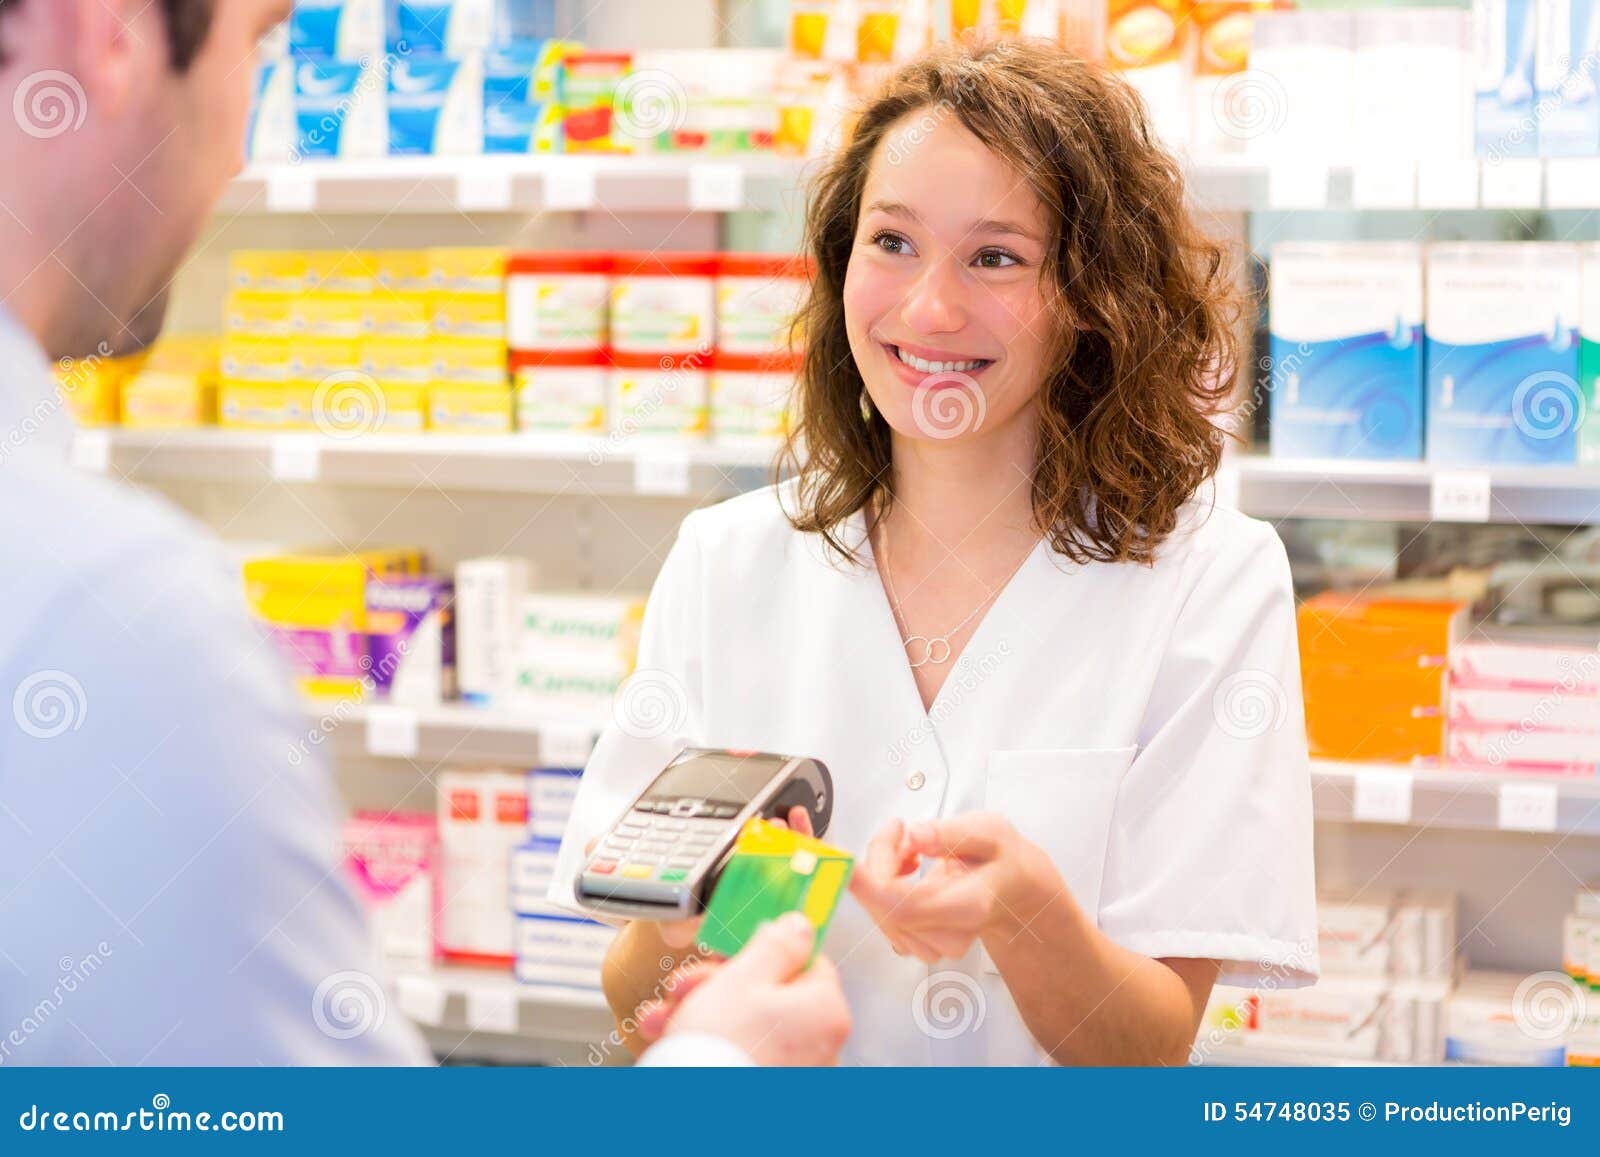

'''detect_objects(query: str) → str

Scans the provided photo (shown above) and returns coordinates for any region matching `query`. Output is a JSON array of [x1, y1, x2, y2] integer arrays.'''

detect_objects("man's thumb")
[[721, 912, 815, 984]]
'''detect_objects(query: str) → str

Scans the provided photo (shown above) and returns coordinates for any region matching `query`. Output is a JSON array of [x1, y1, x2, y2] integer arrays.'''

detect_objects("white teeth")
[[893, 346, 985, 374]]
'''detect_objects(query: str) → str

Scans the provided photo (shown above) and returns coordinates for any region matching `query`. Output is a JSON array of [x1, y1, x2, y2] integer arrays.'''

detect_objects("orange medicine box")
[[1297, 595, 1467, 763]]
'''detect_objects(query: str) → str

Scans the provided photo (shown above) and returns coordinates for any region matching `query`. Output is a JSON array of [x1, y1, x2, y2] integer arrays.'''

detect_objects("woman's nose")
[[899, 256, 967, 335]]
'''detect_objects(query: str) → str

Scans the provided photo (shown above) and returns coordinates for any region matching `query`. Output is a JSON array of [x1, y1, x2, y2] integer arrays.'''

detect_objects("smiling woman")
[[783, 39, 1244, 567], [554, 36, 1317, 1068]]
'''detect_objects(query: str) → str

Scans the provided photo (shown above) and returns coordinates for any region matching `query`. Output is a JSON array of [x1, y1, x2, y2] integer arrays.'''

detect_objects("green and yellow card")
[[696, 819, 854, 961]]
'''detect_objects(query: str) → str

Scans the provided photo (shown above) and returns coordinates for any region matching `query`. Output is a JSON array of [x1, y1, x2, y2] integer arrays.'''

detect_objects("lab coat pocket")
[[979, 745, 1136, 975]]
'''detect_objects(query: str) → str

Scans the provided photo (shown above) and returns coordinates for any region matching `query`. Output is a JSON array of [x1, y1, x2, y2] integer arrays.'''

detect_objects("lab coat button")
[[906, 771, 926, 791]]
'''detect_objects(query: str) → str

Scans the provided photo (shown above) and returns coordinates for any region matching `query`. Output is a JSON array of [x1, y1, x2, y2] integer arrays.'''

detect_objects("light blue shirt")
[[0, 312, 744, 1067], [0, 311, 431, 1064]]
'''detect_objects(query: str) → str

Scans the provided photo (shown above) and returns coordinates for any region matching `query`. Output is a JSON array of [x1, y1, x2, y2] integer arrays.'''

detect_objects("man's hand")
[[639, 912, 851, 1066]]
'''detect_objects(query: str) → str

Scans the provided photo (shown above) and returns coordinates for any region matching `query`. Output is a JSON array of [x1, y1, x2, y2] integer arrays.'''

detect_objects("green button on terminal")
[[659, 869, 688, 882]]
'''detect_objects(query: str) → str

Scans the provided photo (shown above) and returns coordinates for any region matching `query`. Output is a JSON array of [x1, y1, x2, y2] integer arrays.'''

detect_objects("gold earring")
[[859, 388, 873, 422]]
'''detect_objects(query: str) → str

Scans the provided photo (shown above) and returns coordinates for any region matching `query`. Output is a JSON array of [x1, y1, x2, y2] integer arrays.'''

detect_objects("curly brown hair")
[[776, 38, 1243, 566]]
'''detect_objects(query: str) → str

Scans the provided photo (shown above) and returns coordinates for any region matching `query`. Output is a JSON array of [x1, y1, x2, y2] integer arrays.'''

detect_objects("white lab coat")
[[550, 482, 1319, 1066]]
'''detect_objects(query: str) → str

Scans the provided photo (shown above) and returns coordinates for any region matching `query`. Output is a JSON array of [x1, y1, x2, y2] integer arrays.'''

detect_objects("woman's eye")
[[975, 249, 1019, 269], [870, 230, 910, 255]]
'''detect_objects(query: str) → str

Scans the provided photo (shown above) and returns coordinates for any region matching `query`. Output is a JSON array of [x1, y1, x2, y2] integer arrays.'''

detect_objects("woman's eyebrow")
[[970, 218, 1040, 242], [864, 199, 921, 221]]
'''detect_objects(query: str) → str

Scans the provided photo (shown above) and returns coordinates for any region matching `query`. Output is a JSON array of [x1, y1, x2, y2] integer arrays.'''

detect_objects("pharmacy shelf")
[[388, 963, 617, 1064], [75, 428, 773, 499], [212, 155, 1600, 218], [1228, 457, 1600, 526], [310, 700, 601, 766], [1311, 760, 1600, 838], [217, 154, 812, 216]]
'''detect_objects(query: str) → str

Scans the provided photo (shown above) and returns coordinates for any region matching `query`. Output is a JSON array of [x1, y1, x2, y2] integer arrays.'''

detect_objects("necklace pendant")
[[925, 637, 952, 665], [903, 634, 933, 669]]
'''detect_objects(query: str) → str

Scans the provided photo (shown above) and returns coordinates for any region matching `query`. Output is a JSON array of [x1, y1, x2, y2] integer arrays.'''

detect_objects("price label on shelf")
[[270, 437, 321, 482], [1479, 158, 1543, 209], [70, 430, 111, 474], [688, 163, 745, 212], [365, 705, 420, 759], [266, 168, 318, 212], [1498, 781, 1559, 833], [1545, 157, 1600, 209], [1429, 471, 1491, 523], [540, 725, 595, 769], [633, 451, 691, 496], [1352, 768, 1414, 825], [543, 162, 597, 210], [465, 988, 518, 1034], [456, 169, 514, 212], [1266, 163, 1329, 211], [1350, 161, 1416, 209], [1416, 159, 1479, 209], [395, 974, 448, 1027]]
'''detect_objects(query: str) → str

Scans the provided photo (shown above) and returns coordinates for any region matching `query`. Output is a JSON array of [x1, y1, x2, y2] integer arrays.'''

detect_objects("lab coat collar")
[[0, 307, 74, 460]]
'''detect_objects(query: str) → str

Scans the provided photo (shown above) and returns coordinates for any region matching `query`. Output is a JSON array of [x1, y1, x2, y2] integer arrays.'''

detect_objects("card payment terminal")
[[574, 747, 834, 920]]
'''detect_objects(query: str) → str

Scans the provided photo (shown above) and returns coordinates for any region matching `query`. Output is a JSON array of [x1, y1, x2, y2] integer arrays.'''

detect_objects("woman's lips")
[[881, 343, 995, 388]]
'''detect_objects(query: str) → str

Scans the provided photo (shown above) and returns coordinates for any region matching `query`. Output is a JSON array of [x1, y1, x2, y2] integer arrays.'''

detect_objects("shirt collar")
[[0, 307, 75, 460]]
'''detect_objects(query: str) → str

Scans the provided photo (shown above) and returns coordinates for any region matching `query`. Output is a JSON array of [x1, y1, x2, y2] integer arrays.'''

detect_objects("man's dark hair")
[[0, 0, 216, 72]]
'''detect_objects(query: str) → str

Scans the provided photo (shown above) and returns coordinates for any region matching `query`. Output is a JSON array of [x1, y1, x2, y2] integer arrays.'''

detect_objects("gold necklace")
[[876, 520, 1037, 669]]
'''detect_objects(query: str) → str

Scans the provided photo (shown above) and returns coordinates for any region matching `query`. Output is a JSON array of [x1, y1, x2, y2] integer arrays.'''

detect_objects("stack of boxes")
[[251, 1, 575, 160], [513, 593, 646, 723], [1268, 242, 1593, 467], [1199, 889, 1458, 1063], [53, 337, 221, 430], [512, 768, 617, 989], [425, 765, 616, 987], [241, 548, 453, 704], [1447, 641, 1600, 775], [344, 811, 438, 965], [1297, 595, 1466, 765], [434, 768, 531, 966], [220, 248, 508, 435]]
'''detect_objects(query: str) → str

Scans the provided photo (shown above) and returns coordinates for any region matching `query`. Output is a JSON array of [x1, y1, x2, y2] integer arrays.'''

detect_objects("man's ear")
[[68, 0, 146, 120]]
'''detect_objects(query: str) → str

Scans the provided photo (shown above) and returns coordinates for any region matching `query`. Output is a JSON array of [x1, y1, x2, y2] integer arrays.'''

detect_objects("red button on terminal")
[[589, 859, 618, 874]]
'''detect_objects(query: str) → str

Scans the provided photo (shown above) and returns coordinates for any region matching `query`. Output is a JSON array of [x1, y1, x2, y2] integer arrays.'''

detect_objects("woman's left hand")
[[848, 812, 1062, 964]]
